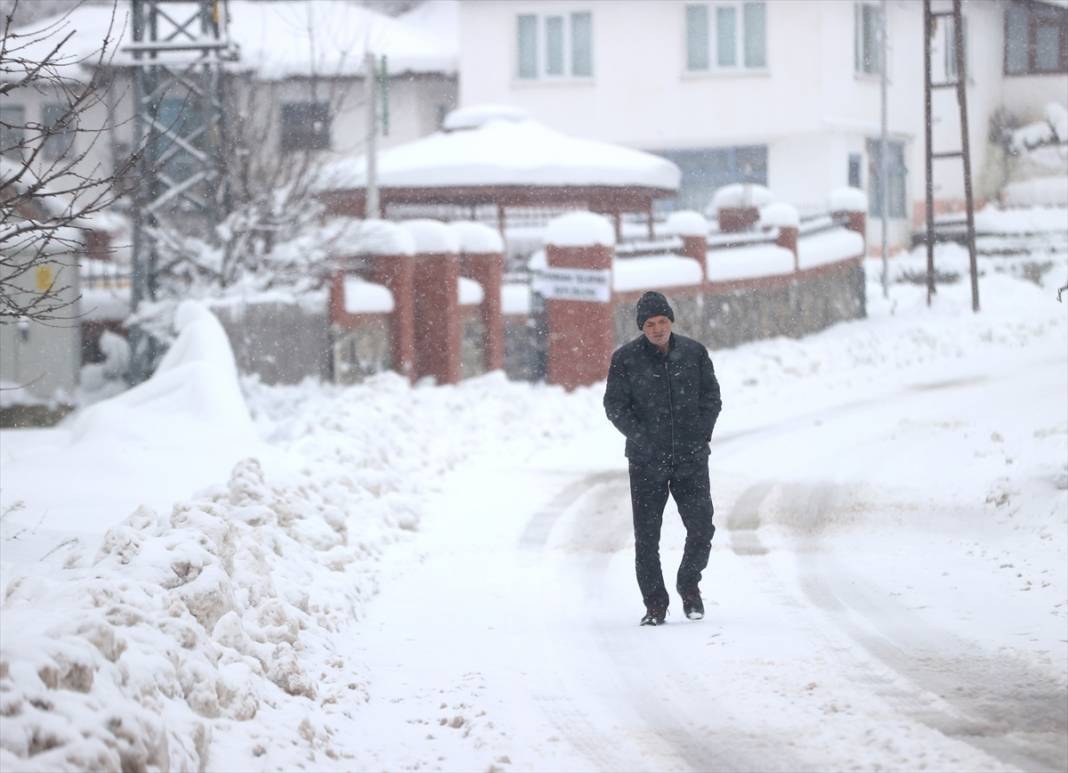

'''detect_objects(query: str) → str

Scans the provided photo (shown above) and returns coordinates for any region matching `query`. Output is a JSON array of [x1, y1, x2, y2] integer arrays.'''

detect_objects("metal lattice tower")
[[126, 0, 237, 380]]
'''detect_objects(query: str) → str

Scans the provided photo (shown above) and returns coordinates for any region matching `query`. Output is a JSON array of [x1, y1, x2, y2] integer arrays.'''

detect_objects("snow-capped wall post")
[[452, 222, 505, 373], [712, 184, 773, 233], [665, 211, 709, 285], [540, 212, 615, 391], [761, 202, 801, 273], [403, 220, 462, 385], [830, 187, 869, 249]]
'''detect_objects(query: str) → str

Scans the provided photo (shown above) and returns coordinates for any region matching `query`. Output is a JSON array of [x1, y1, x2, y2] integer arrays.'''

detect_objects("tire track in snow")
[[526, 473, 795, 772], [771, 483, 1068, 772]]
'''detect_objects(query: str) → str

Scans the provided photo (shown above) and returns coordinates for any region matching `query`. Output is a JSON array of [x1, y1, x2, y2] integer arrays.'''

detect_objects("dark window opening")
[[848, 153, 862, 188], [280, 102, 332, 152], [1005, 1, 1068, 75], [652, 145, 768, 213], [867, 139, 907, 219]]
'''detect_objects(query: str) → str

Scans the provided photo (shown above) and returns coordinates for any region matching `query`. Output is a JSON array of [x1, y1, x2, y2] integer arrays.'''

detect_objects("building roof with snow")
[[318, 105, 683, 201], [6, 0, 457, 81]]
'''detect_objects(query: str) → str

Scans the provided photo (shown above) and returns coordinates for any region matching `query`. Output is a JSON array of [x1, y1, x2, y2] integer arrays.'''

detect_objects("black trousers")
[[628, 456, 715, 610]]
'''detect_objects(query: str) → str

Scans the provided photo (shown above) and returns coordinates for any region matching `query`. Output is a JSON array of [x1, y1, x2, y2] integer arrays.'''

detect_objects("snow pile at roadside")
[[72, 301, 256, 451], [1, 354, 602, 769], [0, 458, 377, 770]]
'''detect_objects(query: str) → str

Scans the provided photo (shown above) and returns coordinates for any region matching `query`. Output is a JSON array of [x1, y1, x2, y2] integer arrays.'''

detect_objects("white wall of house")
[[459, 0, 1066, 250]]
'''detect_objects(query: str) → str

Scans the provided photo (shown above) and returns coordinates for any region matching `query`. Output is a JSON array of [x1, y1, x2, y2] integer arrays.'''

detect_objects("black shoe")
[[681, 592, 704, 621], [640, 607, 667, 626]]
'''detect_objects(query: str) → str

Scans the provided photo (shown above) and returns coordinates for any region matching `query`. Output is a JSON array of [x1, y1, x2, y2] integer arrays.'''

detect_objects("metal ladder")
[[923, 0, 979, 311]]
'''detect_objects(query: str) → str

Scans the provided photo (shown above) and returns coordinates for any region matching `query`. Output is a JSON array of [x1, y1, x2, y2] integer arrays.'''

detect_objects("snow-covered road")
[[341, 347, 1066, 772], [2, 258, 1065, 771]]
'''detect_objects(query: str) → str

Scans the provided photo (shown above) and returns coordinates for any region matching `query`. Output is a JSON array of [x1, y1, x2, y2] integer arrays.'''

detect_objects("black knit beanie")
[[636, 291, 675, 330]]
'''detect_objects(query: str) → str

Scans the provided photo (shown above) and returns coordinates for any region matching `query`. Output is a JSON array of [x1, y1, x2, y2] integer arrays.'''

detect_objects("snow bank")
[[614, 256, 702, 292], [0, 459, 376, 770], [709, 183, 774, 214], [400, 220, 460, 255], [973, 205, 1068, 233], [797, 228, 865, 269], [458, 277, 484, 306], [442, 104, 528, 132], [449, 221, 504, 254], [1002, 177, 1068, 208], [70, 301, 255, 449], [545, 212, 615, 248], [344, 277, 394, 314], [501, 283, 531, 316], [335, 219, 416, 257], [664, 210, 709, 237], [707, 243, 795, 281], [1011, 103, 1068, 152], [760, 202, 800, 229], [829, 186, 868, 213]]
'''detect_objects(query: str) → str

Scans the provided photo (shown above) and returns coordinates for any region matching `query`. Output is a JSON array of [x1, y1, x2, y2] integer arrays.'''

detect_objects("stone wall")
[[704, 262, 865, 348], [210, 298, 334, 385]]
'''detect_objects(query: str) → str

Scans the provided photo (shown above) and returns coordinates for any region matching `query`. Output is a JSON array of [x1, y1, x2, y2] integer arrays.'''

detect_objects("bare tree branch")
[[0, 0, 137, 324]]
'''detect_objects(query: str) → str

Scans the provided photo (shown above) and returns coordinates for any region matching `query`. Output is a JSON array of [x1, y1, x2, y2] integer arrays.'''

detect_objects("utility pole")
[[923, 0, 936, 306], [879, 0, 889, 299], [953, 0, 980, 313], [365, 51, 379, 219], [126, 0, 236, 382]]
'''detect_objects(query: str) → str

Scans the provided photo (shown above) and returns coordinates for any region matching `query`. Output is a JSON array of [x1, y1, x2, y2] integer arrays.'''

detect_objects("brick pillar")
[[834, 210, 867, 245], [666, 211, 709, 285], [776, 226, 799, 272], [452, 222, 505, 373], [543, 212, 615, 391], [404, 220, 462, 385]]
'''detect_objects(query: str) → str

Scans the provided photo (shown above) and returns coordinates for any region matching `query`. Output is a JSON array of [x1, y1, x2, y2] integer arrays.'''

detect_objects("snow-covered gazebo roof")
[[316, 106, 680, 234]]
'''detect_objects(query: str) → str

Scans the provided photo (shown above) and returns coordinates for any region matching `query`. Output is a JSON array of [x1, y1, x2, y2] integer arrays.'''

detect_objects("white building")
[[457, 0, 1068, 249], [0, 0, 459, 205]]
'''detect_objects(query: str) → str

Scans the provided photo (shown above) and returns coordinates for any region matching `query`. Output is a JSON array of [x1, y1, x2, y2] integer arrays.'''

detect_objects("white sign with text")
[[533, 267, 612, 303]]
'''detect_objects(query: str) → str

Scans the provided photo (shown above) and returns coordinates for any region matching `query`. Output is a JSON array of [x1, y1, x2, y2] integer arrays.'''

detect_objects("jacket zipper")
[[664, 359, 676, 465]]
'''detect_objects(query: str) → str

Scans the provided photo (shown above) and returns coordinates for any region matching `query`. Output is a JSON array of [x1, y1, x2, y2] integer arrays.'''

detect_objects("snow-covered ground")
[[1, 238, 1066, 771]]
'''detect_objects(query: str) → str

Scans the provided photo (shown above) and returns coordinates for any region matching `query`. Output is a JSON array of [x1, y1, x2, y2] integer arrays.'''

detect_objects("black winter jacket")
[[603, 333, 722, 464]]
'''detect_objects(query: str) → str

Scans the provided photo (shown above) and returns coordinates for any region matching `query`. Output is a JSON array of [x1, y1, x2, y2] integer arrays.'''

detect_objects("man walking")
[[603, 291, 722, 626]]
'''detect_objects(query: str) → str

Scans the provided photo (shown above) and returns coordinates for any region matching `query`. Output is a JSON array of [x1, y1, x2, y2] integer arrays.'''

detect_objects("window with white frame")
[[42, 102, 76, 161], [944, 15, 968, 81], [854, 1, 883, 75], [516, 11, 593, 80], [0, 104, 26, 157], [685, 2, 766, 72]]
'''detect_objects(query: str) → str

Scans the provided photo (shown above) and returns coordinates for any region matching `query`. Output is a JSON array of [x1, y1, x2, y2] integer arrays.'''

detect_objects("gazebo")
[[316, 105, 680, 240]]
